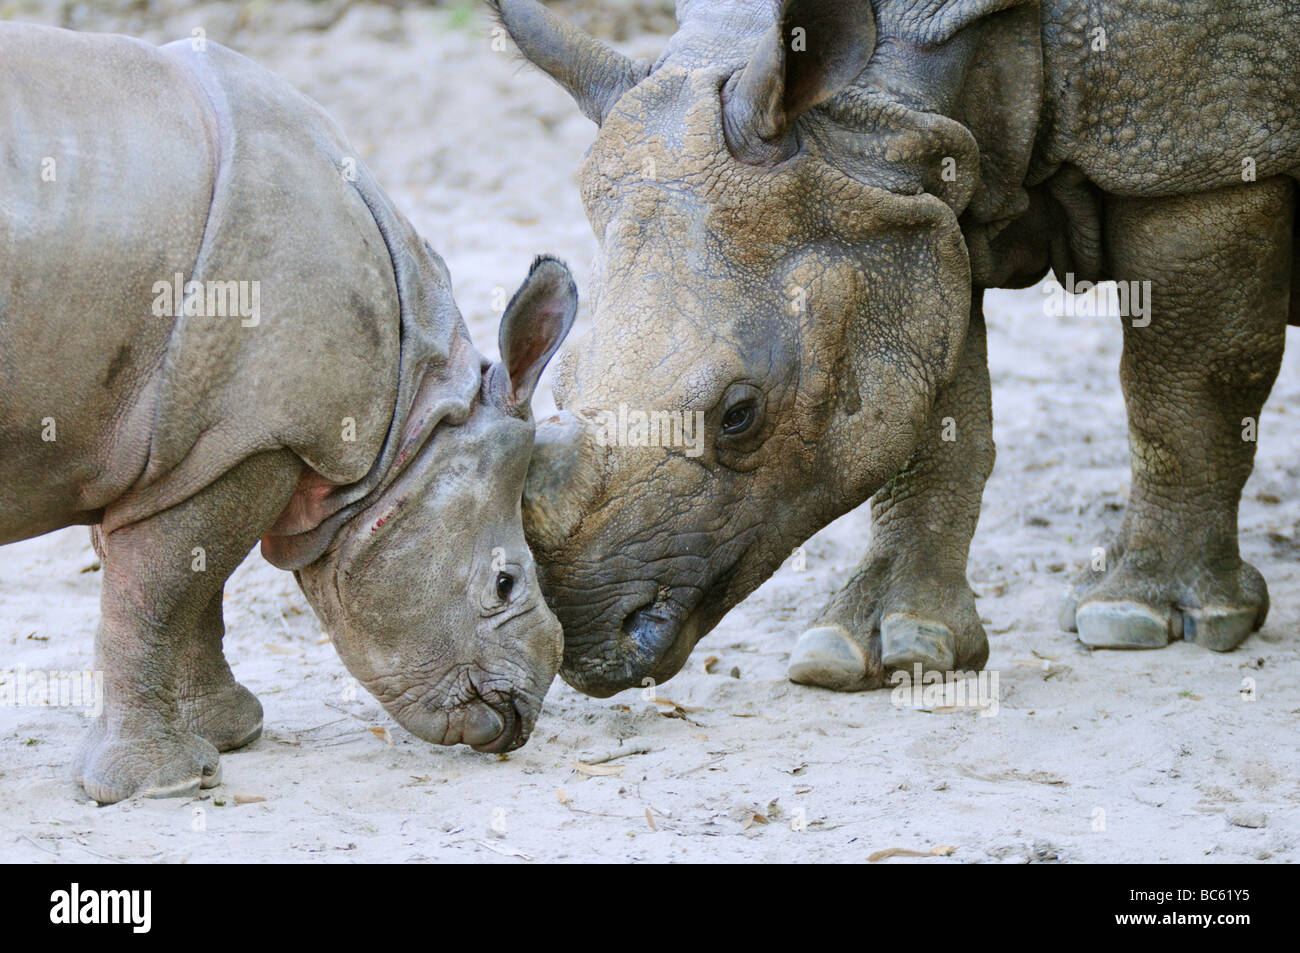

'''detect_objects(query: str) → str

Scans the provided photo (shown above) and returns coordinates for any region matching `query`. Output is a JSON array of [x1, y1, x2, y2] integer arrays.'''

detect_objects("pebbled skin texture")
[[1037, 1, 1300, 196], [1060, 178, 1291, 652], [791, 292, 995, 690], [503, 0, 1300, 696], [1, 24, 567, 801]]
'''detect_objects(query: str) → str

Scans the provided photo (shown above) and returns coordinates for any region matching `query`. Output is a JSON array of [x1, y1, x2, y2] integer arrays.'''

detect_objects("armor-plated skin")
[[495, 0, 1298, 696]]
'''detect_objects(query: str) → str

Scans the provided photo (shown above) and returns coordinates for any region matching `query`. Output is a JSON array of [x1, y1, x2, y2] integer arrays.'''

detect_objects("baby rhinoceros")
[[0, 24, 575, 803]]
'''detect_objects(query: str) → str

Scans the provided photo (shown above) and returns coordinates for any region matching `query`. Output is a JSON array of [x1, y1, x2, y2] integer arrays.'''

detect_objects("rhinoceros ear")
[[499, 256, 578, 409], [490, 0, 649, 125], [723, 0, 876, 162]]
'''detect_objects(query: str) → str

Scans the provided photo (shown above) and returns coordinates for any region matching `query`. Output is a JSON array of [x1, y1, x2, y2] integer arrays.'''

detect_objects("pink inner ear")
[[507, 303, 563, 399], [260, 468, 341, 565]]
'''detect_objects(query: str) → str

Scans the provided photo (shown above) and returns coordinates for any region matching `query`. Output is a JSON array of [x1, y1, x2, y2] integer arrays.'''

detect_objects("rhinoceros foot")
[[74, 719, 222, 805], [788, 554, 988, 691], [179, 679, 264, 752], [1061, 543, 1268, 653]]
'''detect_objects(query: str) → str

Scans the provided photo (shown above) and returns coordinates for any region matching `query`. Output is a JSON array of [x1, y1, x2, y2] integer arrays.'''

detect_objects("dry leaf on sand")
[[868, 845, 957, 862]]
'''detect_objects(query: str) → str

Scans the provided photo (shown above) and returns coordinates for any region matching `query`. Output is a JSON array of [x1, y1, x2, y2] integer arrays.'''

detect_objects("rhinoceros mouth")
[[371, 667, 545, 753], [392, 693, 533, 753], [462, 697, 527, 753]]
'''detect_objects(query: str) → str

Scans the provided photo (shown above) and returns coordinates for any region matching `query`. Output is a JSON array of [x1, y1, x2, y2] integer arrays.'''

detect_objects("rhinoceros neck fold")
[[257, 168, 482, 572], [816, 1, 1043, 222], [661, 1, 1046, 287], [112, 39, 481, 569]]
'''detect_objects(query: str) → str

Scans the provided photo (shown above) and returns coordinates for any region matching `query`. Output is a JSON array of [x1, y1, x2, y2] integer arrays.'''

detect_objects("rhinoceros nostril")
[[621, 592, 679, 666]]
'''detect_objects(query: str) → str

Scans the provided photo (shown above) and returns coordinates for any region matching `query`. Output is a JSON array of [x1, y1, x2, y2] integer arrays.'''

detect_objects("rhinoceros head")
[[292, 257, 576, 750], [497, 0, 977, 696]]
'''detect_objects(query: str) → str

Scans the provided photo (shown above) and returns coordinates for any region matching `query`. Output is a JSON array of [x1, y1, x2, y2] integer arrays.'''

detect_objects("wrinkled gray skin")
[[0, 24, 575, 803], [497, 0, 1300, 697]]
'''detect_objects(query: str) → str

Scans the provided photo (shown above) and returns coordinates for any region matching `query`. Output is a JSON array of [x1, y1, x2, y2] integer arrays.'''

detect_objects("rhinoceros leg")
[[89, 527, 263, 751], [1061, 178, 1292, 651], [789, 294, 994, 690], [176, 590, 265, 752], [75, 451, 300, 804]]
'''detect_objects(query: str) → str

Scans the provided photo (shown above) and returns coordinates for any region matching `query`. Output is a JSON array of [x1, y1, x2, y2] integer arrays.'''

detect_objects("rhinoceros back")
[[1037, 0, 1300, 195], [0, 25, 464, 542], [0, 24, 218, 538]]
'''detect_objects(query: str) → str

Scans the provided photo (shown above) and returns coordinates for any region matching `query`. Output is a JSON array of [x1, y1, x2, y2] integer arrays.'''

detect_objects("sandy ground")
[[2, 1, 1297, 863]]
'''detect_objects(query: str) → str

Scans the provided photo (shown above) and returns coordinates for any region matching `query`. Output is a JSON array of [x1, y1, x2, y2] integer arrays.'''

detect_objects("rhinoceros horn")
[[521, 410, 607, 556]]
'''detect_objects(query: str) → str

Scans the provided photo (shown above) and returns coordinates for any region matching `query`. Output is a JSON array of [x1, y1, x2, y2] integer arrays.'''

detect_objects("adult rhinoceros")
[[0, 23, 575, 802], [494, 0, 1298, 696]]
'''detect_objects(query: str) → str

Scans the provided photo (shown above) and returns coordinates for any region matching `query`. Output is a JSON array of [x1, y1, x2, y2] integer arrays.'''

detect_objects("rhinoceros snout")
[[556, 594, 701, 698], [463, 691, 540, 754], [619, 598, 684, 675], [394, 692, 533, 754]]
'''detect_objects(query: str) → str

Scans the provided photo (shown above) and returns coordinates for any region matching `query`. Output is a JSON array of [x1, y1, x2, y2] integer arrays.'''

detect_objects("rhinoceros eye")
[[721, 401, 756, 435], [495, 571, 515, 602]]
